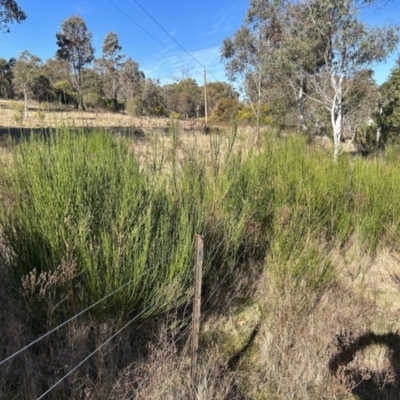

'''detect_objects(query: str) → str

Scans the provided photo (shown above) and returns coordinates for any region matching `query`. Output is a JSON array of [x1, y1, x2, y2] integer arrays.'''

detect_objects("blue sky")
[[0, 0, 399, 86]]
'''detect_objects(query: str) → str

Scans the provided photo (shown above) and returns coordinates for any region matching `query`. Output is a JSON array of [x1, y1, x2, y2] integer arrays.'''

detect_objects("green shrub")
[[3, 127, 400, 332], [210, 97, 241, 122], [83, 92, 101, 109], [126, 97, 143, 117], [53, 79, 78, 107], [169, 111, 181, 120], [12, 101, 24, 124]]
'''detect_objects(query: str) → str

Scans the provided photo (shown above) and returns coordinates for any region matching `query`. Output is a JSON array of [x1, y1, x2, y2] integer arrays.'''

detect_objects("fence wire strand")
[[0, 251, 177, 367], [35, 299, 158, 400]]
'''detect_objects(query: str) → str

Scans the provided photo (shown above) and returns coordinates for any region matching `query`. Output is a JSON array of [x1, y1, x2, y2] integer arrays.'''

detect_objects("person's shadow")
[[329, 330, 400, 399]]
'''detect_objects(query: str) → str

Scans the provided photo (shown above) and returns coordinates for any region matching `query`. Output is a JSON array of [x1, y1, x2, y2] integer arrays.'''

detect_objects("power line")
[[131, 0, 220, 82], [107, 0, 203, 76], [36, 300, 157, 400], [132, 0, 204, 70]]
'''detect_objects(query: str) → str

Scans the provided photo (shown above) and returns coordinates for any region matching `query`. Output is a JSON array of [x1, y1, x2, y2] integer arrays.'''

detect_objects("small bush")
[[210, 97, 241, 122], [12, 101, 24, 124], [83, 92, 101, 109], [237, 103, 271, 125], [126, 97, 143, 117], [36, 110, 46, 123], [354, 123, 381, 153], [169, 111, 181, 120]]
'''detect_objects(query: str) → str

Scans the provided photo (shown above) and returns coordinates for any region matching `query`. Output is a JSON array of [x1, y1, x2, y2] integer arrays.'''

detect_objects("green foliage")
[[169, 111, 181, 120], [36, 110, 45, 123], [0, 57, 15, 98], [126, 97, 143, 117], [0, 131, 209, 325], [83, 92, 101, 109], [151, 104, 166, 116], [374, 59, 400, 145], [97, 32, 125, 111], [210, 97, 241, 122], [12, 50, 42, 105], [141, 78, 165, 116], [11, 101, 23, 124], [354, 123, 380, 153], [31, 74, 53, 102], [56, 15, 94, 110], [3, 128, 400, 331], [237, 103, 270, 125], [53, 79, 77, 106], [0, 0, 26, 33]]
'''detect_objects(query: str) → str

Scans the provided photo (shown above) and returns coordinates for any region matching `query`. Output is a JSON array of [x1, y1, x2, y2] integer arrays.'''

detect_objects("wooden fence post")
[[191, 234, 203, 381]]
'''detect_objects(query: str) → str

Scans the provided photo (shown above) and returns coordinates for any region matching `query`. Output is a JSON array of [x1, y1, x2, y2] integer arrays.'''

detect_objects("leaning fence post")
[[191, 234, 203, 381]]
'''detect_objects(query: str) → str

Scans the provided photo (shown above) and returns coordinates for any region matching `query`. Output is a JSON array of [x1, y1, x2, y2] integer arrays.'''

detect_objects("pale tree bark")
[[291, 76, 308, 132], [12, 50, 41, 120], [298, 0, 398, 161], [331, 76, 343, 162]]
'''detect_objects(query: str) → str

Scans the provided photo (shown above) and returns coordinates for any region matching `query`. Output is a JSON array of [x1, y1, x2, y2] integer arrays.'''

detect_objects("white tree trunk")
[[330, 73, 343, 162], [297, 84, 307, 132], [376, 106, 383, 146]]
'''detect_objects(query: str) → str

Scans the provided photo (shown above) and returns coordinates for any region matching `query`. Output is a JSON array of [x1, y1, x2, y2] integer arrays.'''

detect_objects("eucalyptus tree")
[[298, 0, 398, 161], [12, 50, 42, 118], [42, 58, 70, 86], [164, 77, 201, 117], [221, 0, 287, 143], [374, 59, 400, 146], [96, 31, 125, 110], [141, 78, 165, 116], [119, 57, 145, 103], [56, 15, 94, 111], [0, 0, 26, 33], [274, 1, 326, 132], [0, 57, 15, 98]]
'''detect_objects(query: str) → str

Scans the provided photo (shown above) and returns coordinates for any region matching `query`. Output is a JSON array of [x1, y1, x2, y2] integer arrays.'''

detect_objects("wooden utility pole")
[[191, 234, 203, 381], [204, 69, 208, 126]]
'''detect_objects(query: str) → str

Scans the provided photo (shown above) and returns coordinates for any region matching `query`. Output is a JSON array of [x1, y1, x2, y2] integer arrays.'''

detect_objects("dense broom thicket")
[[0, 128, 249, 331], [1, 128, 400, 333]]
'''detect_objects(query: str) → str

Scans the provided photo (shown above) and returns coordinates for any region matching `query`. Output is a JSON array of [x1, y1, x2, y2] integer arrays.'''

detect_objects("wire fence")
[[0, 230, 235, 399], [36, 299, 158, 400], [0, 253, 174, 368]]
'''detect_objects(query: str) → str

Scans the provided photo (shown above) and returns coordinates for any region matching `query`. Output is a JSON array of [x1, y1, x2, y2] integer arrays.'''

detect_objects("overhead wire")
[[131, 0, 221, 82], [132, 1, 210, 71], [107, 0, 204, 77]]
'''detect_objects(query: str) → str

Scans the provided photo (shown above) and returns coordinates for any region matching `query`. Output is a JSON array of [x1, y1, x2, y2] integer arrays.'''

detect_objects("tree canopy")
[[0, 0, 25, 33], [56, 15, 94, 111]]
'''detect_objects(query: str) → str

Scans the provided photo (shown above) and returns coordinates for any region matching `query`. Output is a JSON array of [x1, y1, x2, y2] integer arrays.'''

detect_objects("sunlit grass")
[[1, 125, 400, 331]]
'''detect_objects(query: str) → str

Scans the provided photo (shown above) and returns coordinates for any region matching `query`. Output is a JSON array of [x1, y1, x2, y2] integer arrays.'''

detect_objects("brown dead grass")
[[0, 98, 254, 136]]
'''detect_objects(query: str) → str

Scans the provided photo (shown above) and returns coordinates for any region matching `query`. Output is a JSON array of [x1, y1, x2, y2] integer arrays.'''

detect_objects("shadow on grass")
[[228, 321, 261, 370], [0, 126, 151, 146], [329, 331, 400, 399]]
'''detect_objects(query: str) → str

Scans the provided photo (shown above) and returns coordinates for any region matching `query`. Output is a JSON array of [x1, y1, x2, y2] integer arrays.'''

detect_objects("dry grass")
[[0, 98, 198, 130], [0, 98, 254, 136], [0, 98, 256, 168], [1, 228, 400, 399]]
